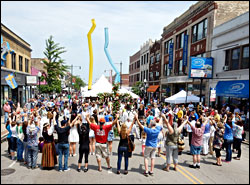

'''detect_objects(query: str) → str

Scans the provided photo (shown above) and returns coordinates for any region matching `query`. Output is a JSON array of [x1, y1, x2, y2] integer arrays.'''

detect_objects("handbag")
[[127, 136, 135, 153], [177, 137, 185, 152]]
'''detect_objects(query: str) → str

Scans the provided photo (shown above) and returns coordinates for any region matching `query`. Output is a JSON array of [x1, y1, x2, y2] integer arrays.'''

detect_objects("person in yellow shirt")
[[177, 107, 183, 127], [214, 110, 220, 122]]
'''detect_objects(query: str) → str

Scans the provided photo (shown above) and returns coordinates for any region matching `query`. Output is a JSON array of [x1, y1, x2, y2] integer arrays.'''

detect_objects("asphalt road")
[[1, 133, 249, 184]]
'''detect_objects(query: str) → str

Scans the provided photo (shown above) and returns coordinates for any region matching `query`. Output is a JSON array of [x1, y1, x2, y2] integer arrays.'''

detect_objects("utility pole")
[[120, 61, 122, 88]]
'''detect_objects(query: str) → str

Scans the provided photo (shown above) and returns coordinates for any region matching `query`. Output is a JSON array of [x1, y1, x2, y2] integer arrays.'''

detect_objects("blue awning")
[[216, 80, 249, 98]]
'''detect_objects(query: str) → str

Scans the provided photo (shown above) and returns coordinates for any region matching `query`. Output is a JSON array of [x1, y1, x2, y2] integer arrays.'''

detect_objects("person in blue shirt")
[[223, 114, 235, 162], [105, 111, 113, 122], [135, 114, 162, 177], [189, 110, 199, 121], [146, 111, 154, 127]]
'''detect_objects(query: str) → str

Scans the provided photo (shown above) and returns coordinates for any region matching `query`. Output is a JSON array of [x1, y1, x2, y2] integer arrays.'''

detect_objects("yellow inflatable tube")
[[87, 19, 96, 90]]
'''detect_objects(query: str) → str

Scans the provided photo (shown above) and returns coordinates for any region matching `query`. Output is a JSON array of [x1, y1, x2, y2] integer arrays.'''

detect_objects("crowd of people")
[[2, 95, 249, 176]]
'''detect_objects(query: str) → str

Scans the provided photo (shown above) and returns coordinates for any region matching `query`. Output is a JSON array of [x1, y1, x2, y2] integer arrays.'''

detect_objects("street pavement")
[[1, 128, 249, 184]]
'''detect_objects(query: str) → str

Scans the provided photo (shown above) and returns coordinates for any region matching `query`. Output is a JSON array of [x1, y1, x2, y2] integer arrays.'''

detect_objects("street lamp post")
[[144, 79, 147, 101], [66, 65, 81, 94], [37, 71, 42, 96]]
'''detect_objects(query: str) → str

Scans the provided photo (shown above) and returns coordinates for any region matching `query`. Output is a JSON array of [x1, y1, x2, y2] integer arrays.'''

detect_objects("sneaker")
[[64, 168, 71, 172], [27, 166, 31, 169], [144, 171, 149, 177], [196, 165, 200, 169], [59, 169, 63, 172], [117, 170, 120, 175], [189, 164, 197, 169], [83, 168, 88, 173], [124, 171, 128, 175], [233, 157, 240, 160], [77, 168, 81, 172], [92, 152, 95, 155], [73, 154, 77, 157]]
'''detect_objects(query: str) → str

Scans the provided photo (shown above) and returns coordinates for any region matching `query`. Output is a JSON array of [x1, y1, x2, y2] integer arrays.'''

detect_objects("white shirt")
[[234, 108, 240, 114], [64, 109, 70, 119], [188, 104, 194, 111], [125, 121, 139, 138], [226, 106, 230, 112], [186, 120, 196, 133], [155, 108, 160, 118], [210, 125, 216, 137]]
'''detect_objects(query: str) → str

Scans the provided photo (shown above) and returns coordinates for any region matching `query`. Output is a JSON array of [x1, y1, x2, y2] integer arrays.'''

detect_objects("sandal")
[[213, 163, 222, 166], [98, 168, 102, 172], [162, 167, 169, 172]]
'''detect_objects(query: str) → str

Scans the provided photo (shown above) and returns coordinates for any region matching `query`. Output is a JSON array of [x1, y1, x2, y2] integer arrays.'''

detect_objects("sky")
[[1, 1, 197, 84]]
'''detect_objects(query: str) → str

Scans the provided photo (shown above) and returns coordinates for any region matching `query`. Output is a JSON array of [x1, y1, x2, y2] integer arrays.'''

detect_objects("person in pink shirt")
[[187, 115, 210, 169], [3, 101, 11, 124]]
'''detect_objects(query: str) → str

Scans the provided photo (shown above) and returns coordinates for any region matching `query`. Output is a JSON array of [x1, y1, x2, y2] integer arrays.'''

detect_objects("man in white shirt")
[[234, 106, 240, 114], [154, 104, 160, 118], [188, 102, 194, 112]]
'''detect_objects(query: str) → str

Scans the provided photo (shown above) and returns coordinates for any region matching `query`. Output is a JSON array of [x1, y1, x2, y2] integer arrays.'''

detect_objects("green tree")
[[40, 36, 68, 94], [72, 75, 86, 91], [131, 81, 143, 96]]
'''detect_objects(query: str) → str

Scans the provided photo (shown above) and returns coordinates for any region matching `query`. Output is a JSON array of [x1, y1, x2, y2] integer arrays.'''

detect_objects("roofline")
[[1, 23, 31, 47]]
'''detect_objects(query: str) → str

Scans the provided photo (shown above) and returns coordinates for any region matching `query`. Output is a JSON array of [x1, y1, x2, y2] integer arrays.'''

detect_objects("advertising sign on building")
[[26, 76, 37, 84], [183, 35, 188, 66], [189, 57, 213, 79], [168, 43, 174, 69]]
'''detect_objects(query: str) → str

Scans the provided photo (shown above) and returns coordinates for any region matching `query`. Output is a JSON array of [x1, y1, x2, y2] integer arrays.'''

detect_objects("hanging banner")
[[210, 88, 216, 102], [183, 34, 188, 66], [169, 43, 174, 69], [5, 73, 18, 89]]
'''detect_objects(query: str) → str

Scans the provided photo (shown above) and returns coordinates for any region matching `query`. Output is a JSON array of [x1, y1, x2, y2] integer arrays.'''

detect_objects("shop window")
[[12, 53, 16, 70], [141, 56, 143, 65], [225, 44, 249, 71], [241, 45, 249, 69], [175, 60, 183, 75], [25, 58, 29, 73], [137, 60, 140, 68], [192, 18, 207, 43], [164, 39, 173, 54], [176, 31, 186, 49], [19, 55, 23, 72], [146, 53, 149, 63], [156, 53, 160, 62], [150, 56, 154, 65]]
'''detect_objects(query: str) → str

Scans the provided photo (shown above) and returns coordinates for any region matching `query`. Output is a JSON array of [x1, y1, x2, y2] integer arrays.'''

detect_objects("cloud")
[[1, 1, 197, 84]]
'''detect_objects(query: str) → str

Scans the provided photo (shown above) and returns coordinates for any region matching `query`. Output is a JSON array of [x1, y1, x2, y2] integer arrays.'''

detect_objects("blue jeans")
[[17, 139, 24, 160], [117, 146, 129, 171], [27, 145, 39, 168], [23, 141, 29, 162], [224, 139, 233, 161], [4, 112, 9, 124], [58, 143, 69, 171]]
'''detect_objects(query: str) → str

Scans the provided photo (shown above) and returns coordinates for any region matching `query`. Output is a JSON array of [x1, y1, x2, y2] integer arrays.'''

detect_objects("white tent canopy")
[[118, 88, 139, 99], [82, 75, 139, 99], [82, 75, 113, 97], [165, 90, 200, 104]]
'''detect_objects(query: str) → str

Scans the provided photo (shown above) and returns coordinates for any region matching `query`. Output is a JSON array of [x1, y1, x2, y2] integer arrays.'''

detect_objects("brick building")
[[160, 1, 249, 104], [129, 50, 140, 87], [148, 40, 161, 100]]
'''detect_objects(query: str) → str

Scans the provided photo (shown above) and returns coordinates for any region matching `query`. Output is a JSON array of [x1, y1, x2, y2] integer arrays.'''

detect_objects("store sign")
[[168, 43, 174, 69], [210, 88, 216, 102], [189, 57, 213, 79], [182, 35, 188, 66], [26, 76, 37, 84], [216, 80, 249, 98]]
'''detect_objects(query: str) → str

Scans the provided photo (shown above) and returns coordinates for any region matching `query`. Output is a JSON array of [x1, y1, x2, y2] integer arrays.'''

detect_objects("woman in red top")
[[86, 114, 119, 172]]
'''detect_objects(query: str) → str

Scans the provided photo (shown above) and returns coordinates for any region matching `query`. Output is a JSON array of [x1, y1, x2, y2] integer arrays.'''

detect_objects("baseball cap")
[[99, 117, 105, 123]]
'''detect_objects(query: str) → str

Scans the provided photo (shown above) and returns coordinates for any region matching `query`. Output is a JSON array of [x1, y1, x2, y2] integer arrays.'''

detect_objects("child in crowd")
[[141, 131, 146, 156], [38, 137, 44, 153]]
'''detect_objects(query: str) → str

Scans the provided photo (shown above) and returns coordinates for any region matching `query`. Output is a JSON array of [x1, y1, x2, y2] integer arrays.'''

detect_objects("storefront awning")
[[147, 85, 159, 92], [216, 80, 249, 98]]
